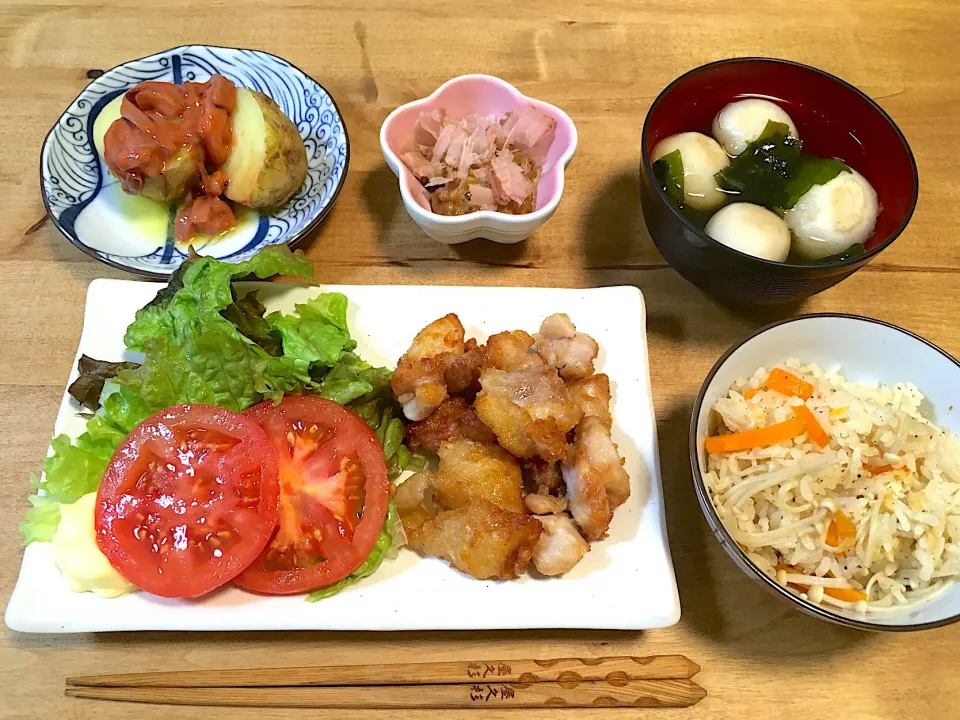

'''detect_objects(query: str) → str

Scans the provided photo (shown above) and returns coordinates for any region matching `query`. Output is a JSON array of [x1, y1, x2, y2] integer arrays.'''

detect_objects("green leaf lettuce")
[[22, 238, 421, 623], [22, 246, 315, 545]]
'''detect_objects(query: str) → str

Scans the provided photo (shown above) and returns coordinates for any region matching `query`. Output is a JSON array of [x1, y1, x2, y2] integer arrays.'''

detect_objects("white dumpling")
[[651, 132, 729, 211], [785, 170, 879, 261], [712, 99, 799, 156], [705, 202, 791, 262]]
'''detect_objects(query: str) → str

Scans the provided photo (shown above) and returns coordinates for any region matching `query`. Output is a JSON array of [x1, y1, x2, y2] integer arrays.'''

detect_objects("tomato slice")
[[95, 405, 280, 598], [234, 396, 389, 595]]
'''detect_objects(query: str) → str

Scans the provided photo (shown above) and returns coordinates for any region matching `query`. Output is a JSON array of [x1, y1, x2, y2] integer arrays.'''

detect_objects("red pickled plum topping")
[[103, 74, 239, 241]]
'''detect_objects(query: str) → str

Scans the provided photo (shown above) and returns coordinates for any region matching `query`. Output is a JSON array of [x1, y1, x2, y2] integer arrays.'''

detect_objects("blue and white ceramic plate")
[[41, 45, 349, 278]]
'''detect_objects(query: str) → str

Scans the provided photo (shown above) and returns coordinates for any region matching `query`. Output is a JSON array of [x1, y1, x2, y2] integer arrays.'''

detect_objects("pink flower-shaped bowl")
[[380, 75, 578, 244]]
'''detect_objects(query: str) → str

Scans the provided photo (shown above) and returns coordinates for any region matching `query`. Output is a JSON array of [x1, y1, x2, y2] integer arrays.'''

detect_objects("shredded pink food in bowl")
[[381, 75, 576, 219], [400, 106, 556, 215]]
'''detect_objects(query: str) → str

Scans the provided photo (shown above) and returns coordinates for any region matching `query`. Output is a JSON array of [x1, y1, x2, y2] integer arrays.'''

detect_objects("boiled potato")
[[97, 98, 199, 204], [221, 88, 308, 208], [139, 146, 200, 203]]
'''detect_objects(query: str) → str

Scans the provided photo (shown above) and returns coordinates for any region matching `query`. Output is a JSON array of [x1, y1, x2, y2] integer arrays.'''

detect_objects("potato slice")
[[139, 146, 200, 203], [98, 99, 199, 203], [221, 88, 308, 208]]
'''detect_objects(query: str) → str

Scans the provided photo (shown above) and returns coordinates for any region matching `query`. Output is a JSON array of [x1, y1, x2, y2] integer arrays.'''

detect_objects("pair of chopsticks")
[[66, 654, 705, 709]]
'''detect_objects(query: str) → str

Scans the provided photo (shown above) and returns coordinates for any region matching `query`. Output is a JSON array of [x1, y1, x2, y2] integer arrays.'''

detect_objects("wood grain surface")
[[2, 1, 959, 718]]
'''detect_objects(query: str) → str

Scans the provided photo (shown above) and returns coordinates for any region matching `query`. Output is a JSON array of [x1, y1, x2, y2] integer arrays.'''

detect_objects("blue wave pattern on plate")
[[41, 45, 348, 277]]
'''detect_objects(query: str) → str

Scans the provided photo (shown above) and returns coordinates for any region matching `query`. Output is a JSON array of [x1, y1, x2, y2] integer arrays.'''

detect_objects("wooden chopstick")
[[65, 679, 706, 709], [68, 654, 700, 688]]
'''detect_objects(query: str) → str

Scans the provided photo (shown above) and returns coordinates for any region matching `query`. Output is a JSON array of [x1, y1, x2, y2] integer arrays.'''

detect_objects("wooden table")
[[2, 1, 958, 717]]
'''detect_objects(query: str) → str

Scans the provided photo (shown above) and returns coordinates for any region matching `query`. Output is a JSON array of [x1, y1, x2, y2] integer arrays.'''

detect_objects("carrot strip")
[[792, 404, 830, 448], [833, 510, 856, 542], [765, 368, 814, 400], [704, 417, 806, 454], [826, 510, 856, 554], [743, 388, 760, 400], [778, 565, 867, 603], [823, 587, 868, 603], [866, 464, 894, 475], [825, 523, 838, 548]]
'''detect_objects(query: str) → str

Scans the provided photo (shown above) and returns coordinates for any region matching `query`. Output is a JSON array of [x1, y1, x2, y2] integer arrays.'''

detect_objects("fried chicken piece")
[[524, 493, 568, 515], [412, 500, 542, 580], [406, 397, 497, 454], [481, 368, 582, 429], [532, 513, 590, 576], [534, 313, 599, 380], [567, 373, 613, 429], [474, 367, 582, 461], [561, 416, 631, 540], [392, 314, 465, 421], [523, 458, 564, 494], [482, 330, 545, 371], [578, 415, 631, 508], [394, 470, 439, 536], [432, 439, 525, 514], [562, 454, 611, 541], [445, 337, 485, 397], [474, 392, 564, 461], [394, 441, 538, 579], [395, 440, 525, 520]]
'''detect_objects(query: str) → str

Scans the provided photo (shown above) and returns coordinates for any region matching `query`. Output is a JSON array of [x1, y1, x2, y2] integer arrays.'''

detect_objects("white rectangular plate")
[[5, 281, 679, 632]]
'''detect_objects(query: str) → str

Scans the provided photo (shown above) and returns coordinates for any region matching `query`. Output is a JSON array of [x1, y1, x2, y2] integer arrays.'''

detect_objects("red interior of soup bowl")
[[643, 58, 918, 253]]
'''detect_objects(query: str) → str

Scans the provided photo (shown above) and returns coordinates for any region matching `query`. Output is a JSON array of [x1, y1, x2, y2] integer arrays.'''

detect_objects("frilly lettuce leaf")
[[122, 318, 312, 411], [125, 245, 313, 352], [19, 485, 61, 545], [67, 355, 141, 411], [22, 246, 315, 545], [22, 240, 422, 602], [295, 291, 350, 331], [221, 289, 283, 357], [267, 294, 356, 368], [315, 352, 386, 406], [302, 357, 426, 601], [120, 246, 315, 413]]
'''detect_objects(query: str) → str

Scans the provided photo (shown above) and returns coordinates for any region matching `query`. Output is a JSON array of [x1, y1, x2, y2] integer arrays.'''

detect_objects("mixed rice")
[[703, 360, 960, 613]]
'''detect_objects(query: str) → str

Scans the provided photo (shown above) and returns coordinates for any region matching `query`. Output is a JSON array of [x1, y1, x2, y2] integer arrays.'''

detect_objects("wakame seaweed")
[[715, 120, 848, 211], [652, 148, 714, 228], [653, 149, 685, 205]]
